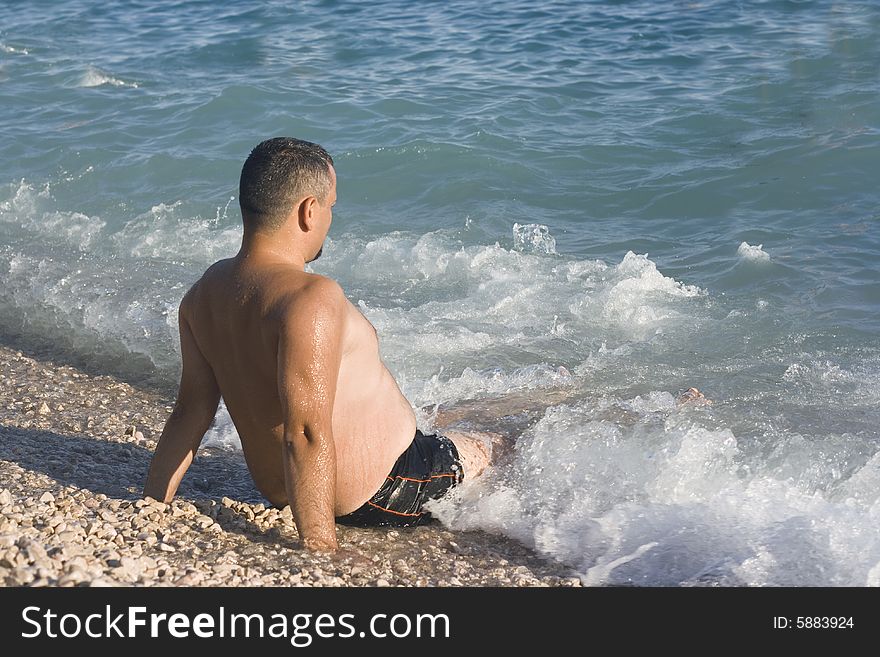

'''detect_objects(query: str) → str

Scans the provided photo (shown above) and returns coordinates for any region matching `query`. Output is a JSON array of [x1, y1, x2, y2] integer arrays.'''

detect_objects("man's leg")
[[430, 389, 582, 480], [441, 430, 496, 480], [431, 387, 582, 430], [432, 386, 712, 480]]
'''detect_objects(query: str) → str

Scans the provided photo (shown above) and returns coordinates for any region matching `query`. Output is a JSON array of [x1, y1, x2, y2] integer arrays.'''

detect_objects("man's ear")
[[297, 196, 318, 231]]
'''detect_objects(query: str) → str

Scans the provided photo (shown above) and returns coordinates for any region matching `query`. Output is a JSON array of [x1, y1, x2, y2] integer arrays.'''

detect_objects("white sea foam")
[[0, 180, 105, 250], [782, 358, 880, 406], [512, 222, 557, 255], [108, 201, 241, 262], [0, 183, 187, 379], [0, 247, 184, 375], [321, 240, 709, 418], [567, 251, 705, 340], [202, 400, 242, 450], [1, 43, 29, 55], [737, 241, 770, 261], [79, 67, 139, 89], [427, 393, 880, 586]]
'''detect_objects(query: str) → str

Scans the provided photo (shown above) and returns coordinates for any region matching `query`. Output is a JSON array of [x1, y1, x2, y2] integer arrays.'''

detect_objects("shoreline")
[[0, 344, 581, 587]]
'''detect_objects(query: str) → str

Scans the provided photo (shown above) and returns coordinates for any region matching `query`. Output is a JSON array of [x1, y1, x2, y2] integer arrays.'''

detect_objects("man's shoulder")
[[281, 274, 348, 322], [179, 259, 233, 315], [302, 273, 346, 297]]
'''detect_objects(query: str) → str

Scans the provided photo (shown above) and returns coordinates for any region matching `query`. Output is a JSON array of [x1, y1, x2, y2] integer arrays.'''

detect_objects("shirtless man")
[[143, 137, 492, 552]]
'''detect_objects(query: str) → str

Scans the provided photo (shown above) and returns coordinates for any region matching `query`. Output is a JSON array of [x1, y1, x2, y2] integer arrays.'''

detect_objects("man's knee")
[[446, 431, 494, 480]]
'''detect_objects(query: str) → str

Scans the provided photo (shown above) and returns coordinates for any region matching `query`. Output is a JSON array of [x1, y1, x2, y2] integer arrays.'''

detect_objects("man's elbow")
[[282, 422, 333, 449]]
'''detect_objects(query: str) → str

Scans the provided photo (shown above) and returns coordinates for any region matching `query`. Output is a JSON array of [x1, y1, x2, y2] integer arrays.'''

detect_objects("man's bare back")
[[182, 257, 417, 514], [144, 138, 491, 551]]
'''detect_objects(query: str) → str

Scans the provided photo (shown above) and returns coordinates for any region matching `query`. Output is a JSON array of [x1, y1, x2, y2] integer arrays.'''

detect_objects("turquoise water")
[[1, 0, 879, 585]]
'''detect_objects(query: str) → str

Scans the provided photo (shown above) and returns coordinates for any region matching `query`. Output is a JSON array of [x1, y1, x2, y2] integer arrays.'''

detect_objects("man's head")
[[239, 137, 335, 261]]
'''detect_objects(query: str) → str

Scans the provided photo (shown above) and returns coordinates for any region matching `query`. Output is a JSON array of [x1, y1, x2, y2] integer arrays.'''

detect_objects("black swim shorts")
[[337, 429, 464, 527]]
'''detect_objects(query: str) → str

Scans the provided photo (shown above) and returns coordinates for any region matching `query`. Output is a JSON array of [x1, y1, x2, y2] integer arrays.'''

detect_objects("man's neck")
[[237, 231, 307, 270]]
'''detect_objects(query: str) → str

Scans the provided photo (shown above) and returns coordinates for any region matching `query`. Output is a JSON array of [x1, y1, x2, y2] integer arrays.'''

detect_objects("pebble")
[[195, 516, 214, 529]]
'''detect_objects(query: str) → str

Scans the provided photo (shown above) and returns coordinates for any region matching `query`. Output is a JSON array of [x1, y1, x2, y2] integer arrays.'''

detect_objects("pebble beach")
[[0, 345, 580, 588]]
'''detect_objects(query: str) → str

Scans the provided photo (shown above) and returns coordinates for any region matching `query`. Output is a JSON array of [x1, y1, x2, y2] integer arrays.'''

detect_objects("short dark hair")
[[238, 137, 334, 233]]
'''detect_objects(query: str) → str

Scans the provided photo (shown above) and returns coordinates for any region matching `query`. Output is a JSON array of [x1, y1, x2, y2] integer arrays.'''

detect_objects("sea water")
[[1, 0, 878, 586]]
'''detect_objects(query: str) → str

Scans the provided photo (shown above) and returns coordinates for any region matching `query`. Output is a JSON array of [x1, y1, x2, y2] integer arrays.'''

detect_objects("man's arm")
[[277, 278, 345, 552], [144, 293, 221, 502]]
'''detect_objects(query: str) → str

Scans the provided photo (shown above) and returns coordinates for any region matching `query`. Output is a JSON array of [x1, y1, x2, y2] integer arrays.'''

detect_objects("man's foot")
[[677, 387, 712, 406]]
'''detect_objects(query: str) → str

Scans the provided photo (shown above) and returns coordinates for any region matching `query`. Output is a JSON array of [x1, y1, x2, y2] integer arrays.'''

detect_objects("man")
[[144, 137, 494, 552]]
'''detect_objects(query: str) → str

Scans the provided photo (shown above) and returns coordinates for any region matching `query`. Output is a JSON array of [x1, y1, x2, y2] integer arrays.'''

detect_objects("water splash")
[[1, 43, 29, 55], [737, 242, 770, 261], [513, 222, 557, 255], [79, 67, 139, 89]]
